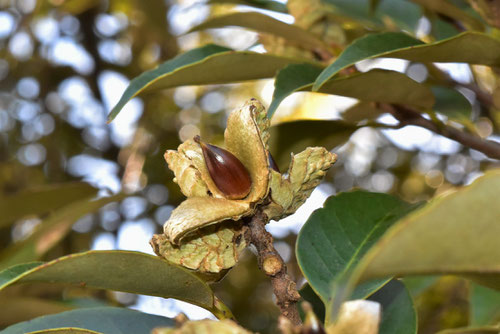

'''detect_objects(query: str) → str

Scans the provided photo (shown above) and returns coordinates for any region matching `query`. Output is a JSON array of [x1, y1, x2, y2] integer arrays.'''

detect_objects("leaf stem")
[[247, 210, 302, 325]]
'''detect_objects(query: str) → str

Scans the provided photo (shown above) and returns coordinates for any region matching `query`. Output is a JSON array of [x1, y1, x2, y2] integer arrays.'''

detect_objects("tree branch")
[[381, 104, 500, 160], [246, 210, 302, 326]]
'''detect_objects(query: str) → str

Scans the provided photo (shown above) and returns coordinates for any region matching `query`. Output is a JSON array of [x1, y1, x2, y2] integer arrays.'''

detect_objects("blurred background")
[[0, 0, 499, 333]]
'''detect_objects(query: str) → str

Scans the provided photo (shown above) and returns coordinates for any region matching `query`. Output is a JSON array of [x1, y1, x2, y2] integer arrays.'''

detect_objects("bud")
[[194, 136, 252, 200]]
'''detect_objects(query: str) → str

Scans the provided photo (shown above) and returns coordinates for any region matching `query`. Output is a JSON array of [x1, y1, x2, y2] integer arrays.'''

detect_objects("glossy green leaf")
[[206, 0, 288, 13], [27, 329, 100, 334], [296, 191, 417, 304], [269, 120, 357, 167], [368, 280, 417, 334], [319, 70, 434, 108], [412, 0, 484, 31], [188, 12, 327, 51], [431, 86, 472, 121], [356, 170, 500, 286], [314, 32, 500, 91], [341, 102, 385, 123], [313, 32, 423, 90], [329, 170, 500, 321], [0, 307, 174, 334], [108, 44, 309, 122], [323, 0, 422, 32], [268, 63, 323, 117], [0, 296, 74, 328], [0, 194, 126, 270], [0, 250, 214, 309], [470, 283, 500, 326], [436, 327, 500, 334], [402, 276, 438, 297], [0, 182, 97, 228], [0, 262, 42, 287], [269, 64, 433, 117], [299, 283, 325, 322]]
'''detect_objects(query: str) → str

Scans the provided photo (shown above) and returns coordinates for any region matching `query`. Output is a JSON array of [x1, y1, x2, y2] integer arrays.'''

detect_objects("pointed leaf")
[[341, 102, 385, 123], [412, 0, 484, 31], [431, 86, 472, 121], [318, 69, 434, 109], [470, 283, 500, 326], [26, 328, 100, 334], [0, 296, 74, 328], [299, 283, 326, 322], [323, 0, 422, 32], [313, 32, 423, 90], [0, 194, 126, 270], [269, 64, 434, 117], [0, 307, 174, 334], [108, 44, 309, 122], [368, 280, 417, 334], [355, 170, 500, 287], [0, 250, 214, 309], [296, 191, 418, 304], [268, 63, 323, 117], [269, 120, 357, 166], [0, 262, 42, 287], [0, 182, 97, 228], [188, 12, 327, 51], [314, 32, 500, 90], [328, 170, 500, 321]]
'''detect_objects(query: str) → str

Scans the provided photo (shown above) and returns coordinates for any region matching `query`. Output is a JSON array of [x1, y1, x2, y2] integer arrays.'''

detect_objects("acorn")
[[194, 136, 252, 200], [268, 151, 280, 173]]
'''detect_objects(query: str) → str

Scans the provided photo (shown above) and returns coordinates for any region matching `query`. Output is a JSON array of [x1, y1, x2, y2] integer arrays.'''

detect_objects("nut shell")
[[195, 136, 252, 200]]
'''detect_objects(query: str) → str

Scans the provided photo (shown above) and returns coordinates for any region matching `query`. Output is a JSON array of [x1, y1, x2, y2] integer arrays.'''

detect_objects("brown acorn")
[[268, 151, 280, 173], [194, 136, 252, 200]]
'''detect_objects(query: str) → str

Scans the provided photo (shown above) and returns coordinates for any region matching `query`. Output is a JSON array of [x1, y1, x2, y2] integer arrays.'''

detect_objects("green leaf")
[[323, 0, 422, 32], [27, 329, 100, 334], [431, 86, 472, 121], [0, 262, 42, 287], [296, 191, 417, 304], [0, 250, 214, 310], [314, 32, 500, 91], [341, 102, 385, 123], [0, 307, 174, 334], [0, 295, 75, 328], [436, 327, 500, 334], [313, 32, 423, 90], [412, 0, 484, 31], [269, 120, 357, 167], [329, 170, 500, 321], [268, 64, 323, 117], [108, 44, 309, 122], [368, 280, 417, 334], [299, 283, 325, 322], [269, 64, 434, 118], [0, 182, 97, 228], [470, 283, 500, 326], [206, 0, 288, 13], [319, 69, 434, 109], [0, 194, 126, 270], [356, 170, 500, 286], [188, 12, 327, 52], [402, 276, 438, 297]]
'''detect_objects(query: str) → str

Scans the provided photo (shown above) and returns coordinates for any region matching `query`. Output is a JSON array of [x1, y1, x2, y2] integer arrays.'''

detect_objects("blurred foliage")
[[0, 0, 499, 333]]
